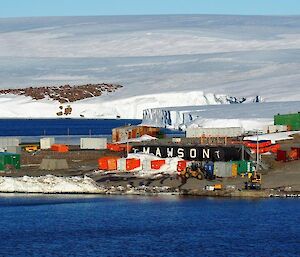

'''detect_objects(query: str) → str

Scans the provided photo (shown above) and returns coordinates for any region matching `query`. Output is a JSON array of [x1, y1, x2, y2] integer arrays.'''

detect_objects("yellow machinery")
[[23, 145, 39, 152], [180, 162, 215, 180], [245, 172, 262, 190]]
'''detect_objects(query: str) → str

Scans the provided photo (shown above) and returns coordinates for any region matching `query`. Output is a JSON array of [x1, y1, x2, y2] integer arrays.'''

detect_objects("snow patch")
[[0, 175, 105, 194]]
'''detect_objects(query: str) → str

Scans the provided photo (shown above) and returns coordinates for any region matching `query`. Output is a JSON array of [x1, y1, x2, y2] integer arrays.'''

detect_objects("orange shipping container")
[[107, 143, 121, 152], [151, 160, 166, 170], [51, 144, 69, 152], [98, 156, 120, 170], [232, 163, 238, 177], [126, 158, 141, 171]]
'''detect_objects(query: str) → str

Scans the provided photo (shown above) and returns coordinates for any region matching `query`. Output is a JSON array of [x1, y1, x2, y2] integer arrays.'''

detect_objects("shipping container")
[[214, 162, 232, 178], [80, 138, 107, 150], [117, 158, 127, 171], [0, 137, 20, 148], [51, 144, 69, 153], [126, 158, 141, 171], [274, 113, 300, 131], [40, 138, 55, 150], [231, 160, 254, 175], [142, 159, 152, 171], [107, 143, 132, 152], [277, 150, 287, 162], [0, 153, 21, 171], [186, 127, 243, 138], [6, 146, 21, 154], [151, 160, 165, 170], [232, 163, 238, 177], [98, 156, 119, 170], [268, 125, 288, 134]]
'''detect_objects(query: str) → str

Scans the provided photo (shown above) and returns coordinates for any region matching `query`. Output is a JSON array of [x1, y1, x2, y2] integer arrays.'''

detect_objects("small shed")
[[40, 159, 69, 170]]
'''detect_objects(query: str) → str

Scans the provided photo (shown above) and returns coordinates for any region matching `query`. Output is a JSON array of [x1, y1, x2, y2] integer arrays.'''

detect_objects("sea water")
[[0, 119, 142, 137], [0, 195, 299, 257]]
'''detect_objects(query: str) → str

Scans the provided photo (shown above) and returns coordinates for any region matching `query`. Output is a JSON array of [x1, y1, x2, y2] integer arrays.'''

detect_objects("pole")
[[67, 128, 70, 146], [127, 138, 129, 157], [256, 130, 259, 174]]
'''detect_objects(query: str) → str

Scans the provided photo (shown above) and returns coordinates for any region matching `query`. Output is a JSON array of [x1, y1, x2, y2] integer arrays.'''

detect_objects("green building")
[[0, 153, 21, 171], [274, 113, 300, 131]]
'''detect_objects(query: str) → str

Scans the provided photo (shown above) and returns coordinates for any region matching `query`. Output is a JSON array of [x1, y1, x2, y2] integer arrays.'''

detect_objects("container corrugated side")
[[0, 138, 20, 148], [6, 146, 21, 154], [186, 127, 243, 138], [40, 138, 55, 150], [214, 162, 232, 178], [80, 138, 107, 150], [117, 159, 127, 171]]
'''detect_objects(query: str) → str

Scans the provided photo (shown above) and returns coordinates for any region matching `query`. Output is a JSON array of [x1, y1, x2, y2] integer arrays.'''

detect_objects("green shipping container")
[[0, 153, 21, 171], [231, 160, 254, 175], [274, 113, 300, 131]]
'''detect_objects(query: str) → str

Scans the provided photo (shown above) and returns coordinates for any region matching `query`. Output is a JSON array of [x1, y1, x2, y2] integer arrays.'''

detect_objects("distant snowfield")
[[0, 15, 299, 121]]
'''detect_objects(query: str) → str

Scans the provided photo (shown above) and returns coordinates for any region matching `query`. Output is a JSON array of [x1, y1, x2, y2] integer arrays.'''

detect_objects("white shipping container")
[[117, 158, 126, 171], [142, 159, 152, 171], [6, 146, 21, 154], [186, 127, 244, 138], [40, 137, 55, 150], [80, 138, 107, 150], [268, 125, 288, 134], [0, 137, 20, 148], [214, 162, 232, 178]]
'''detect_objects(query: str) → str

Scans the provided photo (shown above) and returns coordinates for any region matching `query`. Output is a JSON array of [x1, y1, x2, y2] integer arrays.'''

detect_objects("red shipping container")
[[277, 150, 287, 162], [151, 160, 166, 170], [118, 144, 132, 152], [126, 158, 141, 171], [51, 144, 69, 152], [107, 143, 121, 152], [98, 157, 109, 170], [98, 157, 119, 170]]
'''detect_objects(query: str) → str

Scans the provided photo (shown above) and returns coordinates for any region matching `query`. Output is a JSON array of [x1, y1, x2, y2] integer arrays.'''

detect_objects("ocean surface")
[[0, 194, 299, 257], [0, 119, 142, 137]]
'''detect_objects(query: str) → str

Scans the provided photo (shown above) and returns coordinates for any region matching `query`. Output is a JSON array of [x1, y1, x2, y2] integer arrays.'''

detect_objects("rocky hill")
[[0, 83, 123, 103]]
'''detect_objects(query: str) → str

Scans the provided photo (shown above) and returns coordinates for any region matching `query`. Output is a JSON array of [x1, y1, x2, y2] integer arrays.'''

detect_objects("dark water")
[[0, 195, 299, 257], [0, 119, 141, 136]]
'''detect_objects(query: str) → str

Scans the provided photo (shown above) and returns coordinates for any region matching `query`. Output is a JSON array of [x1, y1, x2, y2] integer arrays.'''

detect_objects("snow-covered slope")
[[0, 15, 299, 118]]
